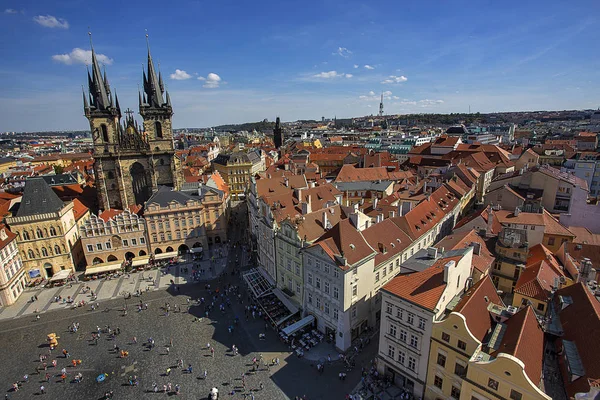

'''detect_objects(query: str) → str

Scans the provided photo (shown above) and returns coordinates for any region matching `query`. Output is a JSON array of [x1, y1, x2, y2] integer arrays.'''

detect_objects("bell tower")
[[138, 34, 182, 189]]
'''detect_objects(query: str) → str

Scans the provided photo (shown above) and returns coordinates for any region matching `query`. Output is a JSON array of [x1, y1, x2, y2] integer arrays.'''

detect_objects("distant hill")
[[212, 121, 276, 133]]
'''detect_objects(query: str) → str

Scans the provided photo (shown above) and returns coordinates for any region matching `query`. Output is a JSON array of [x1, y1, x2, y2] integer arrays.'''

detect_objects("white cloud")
[[333, 47, 352, 58], [345, 74, 353, 78], [4, 8, 17, 14], [364, 65, 375, 70], [312, 71, 342, 79], [52, 48, 113, 65], [360, 90, 394, 101], [353, 64, 359, 69], [170, 69, 191, 80], [368, 91, 375, 96], [381, 75, 408, 84], [418, 99, 444, 107], [33, 15, 69, 29], [200, 73, 222, 88]]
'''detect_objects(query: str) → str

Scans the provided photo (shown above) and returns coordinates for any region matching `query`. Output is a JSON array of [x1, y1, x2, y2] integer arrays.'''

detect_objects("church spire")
[[87, 31, 110, 111], [82, 85, 89, 112], [143, 32, 165, 108]]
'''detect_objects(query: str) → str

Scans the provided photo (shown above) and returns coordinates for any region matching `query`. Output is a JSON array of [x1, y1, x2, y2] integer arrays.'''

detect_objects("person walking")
[[166, 367, 171, 376], [203, 370, 207, 379], [39, 385, 45, 395]]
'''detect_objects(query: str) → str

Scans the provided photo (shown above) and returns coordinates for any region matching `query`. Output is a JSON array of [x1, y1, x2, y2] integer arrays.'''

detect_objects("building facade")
[[7, 178, 83, 279], [0, 225, 26, 306], [144, 187, 209, 256], [378, 248, 473, 398], [213, 150, 265, 201], [84, 41, 182, 210], [80, 209, 149, 267]]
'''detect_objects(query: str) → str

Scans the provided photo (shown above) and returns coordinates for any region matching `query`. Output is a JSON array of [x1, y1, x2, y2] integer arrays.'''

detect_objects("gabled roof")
[[16, 178, 65, 217], [492, 306, 544, 385], [295, 205, 347, 242], [362, 219, 413, 266], [146, 186, 197, 208], [495, 209, 575, 237], [381, 254, 463, 311], [434, 229, 494, 274], [72, 198, 89, 221], [453, 276, 504, 341], [554, 283, 600, 398], [310, 218, 375, 268], [334, 164, 390, 183], [514, 260, 563, 301]]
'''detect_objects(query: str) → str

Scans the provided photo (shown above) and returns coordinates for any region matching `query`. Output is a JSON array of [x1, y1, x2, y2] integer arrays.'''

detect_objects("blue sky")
[[1, 0, 599, 132]]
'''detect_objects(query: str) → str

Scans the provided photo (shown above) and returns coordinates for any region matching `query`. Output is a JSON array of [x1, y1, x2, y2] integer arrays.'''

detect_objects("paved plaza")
[[0, 204, 379, 399]]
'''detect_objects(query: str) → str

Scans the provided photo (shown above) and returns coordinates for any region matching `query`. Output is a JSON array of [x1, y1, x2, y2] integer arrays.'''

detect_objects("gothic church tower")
[[84, 36, 182, 211]]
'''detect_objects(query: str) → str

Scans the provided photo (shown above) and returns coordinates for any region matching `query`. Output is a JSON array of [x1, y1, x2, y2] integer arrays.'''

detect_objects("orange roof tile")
[[311, 219, 375, 267], [514, 260, 563, 301], [452, 276, 504, 340], [381, 255, 462, 311], [72, 198, 89, 221]]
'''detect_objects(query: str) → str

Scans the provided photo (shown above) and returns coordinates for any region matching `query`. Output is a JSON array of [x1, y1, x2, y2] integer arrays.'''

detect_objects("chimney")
[[284, 177, 289, 187], [349, 212, 359, 229], [302, 195, 312, 215], [472, 242, 481, 256], [322, 211, 329, 229], [399, 201, 411, 216], [376, 213, 383, 223], [353, 203, 359, 213], [310, 181, 316, 188], [443, 260, 456, 283], [373, 197, 379, 209], [486, 206, 494, 236], [389, 210, 396, 218], [427, 247, 438, 259], [424, 181, 428, 193], [297, 188, 303, 201], [514, 206, 520, 216]]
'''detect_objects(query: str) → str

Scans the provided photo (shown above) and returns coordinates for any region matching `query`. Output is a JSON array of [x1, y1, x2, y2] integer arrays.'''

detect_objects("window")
[[547, 237, 555, 246], [333, 269, 339, 278], [397, 308, 403, 320], [509, 389, 523, 400], [352, 285, 357, 297], [23, 231, 30, 240], [386, 303, 393, 314], [36, 229, 43, 239], [333, 287, 339, 300], [324, 281, 330, 294], [308, 293, 312, 304], [28, 249, 35, 259], [375, 272, 380, 282], [434, 375, 443, 389], [437, 353, 446, 367], [155, 121, 163, 138], [398, 351, 405, 365], [410, 335, 419, 348], [296, 283, 300, 293], [333, 308, 338, 319], [308, 273, 313, 285], [388, 345, 395, 359], [537, 303, 545, 312], [49, 226, 56, 236], [454, 362, 467, 377], [105, 242, 112, 249], [442, 332, 450, 342], [295, 263, 300, 275], [54, 245, 61, 255], [87, 244, 93, 252], [324, 264, 330, 274], [123, 240, 129, 247], [41, 247, 48, 257], [316, 277, 321, 289], [396, 259, 400, 267], [400, 329, 407, 342], [96, 243, 103, 250], [131, 238, 137, 246], [324, 302, 330, 314], [458, 340, 467, 351], [351, 306, 357, 318], [316, 297, 321, 308], [451, 385, 461, 399], [389, 324, 397, 337], [418, 318, 426, 330], [407, 313, 414, 325], [488, 378, 499, 391]]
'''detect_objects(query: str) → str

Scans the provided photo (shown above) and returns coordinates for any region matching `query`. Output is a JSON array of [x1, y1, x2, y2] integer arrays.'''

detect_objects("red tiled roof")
[[311, 218, 375, 268], [554, 283, 600, 398], [0, 223, 17, 250], [362, 219, 413, 266], [453, 276, 504, 340], [514, 260, 563, 301], [434, 229, 494, 274], [492, 306, 544, 385], [382, 255, 463, 311], [72, 198, 89, 221], [334, 165, 390, 183]]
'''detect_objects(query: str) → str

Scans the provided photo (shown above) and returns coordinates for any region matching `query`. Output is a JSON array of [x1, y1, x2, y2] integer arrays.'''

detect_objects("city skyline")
[[1, 0, 599, 132]]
